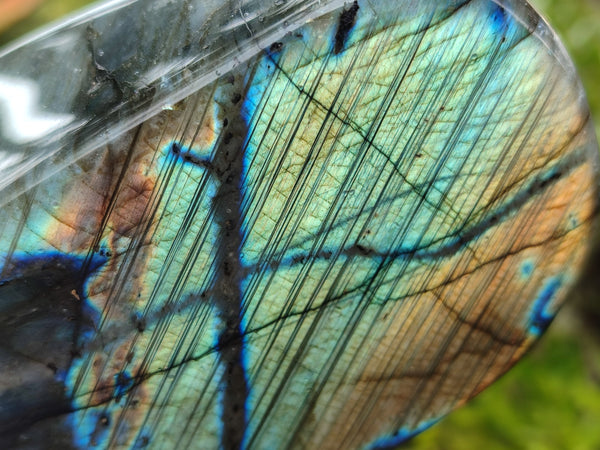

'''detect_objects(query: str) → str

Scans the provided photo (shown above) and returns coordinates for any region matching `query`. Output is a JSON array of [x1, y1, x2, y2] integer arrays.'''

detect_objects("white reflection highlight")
[[0, 75, 73, 144]]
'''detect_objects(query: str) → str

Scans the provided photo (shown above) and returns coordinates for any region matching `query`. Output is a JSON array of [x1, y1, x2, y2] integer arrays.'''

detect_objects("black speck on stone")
[[269, 42, 283, 53], [171, 142, 182, 155], [132, 313, 146, 333], [231, 92, 242, 104], [99, 413, 110, 427], [356, 244, 371, 255], [334, 1, 359, 55], [137, 435, 150, 448]]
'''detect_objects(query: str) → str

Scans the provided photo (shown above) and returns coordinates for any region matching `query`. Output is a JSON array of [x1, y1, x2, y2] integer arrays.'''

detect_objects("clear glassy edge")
[[1, 0, 595, 207], [0, 0, 348, 205]]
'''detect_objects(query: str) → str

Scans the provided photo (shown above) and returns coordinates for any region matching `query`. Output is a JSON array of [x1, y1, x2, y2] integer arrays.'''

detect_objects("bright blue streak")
[[529, 277, 562, 337], [368, 417, 441, 449]]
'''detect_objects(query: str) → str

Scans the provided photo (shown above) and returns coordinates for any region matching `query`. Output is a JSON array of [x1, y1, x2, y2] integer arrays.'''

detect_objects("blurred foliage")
[[0, 0, 95, 46], [0, 0, 45, 32], [532, 0, 600, 137], [0, 0, 599, 449]]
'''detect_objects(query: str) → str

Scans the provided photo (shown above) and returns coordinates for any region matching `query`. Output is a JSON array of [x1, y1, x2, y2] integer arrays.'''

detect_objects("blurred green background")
[[0, 0, 599, 448]]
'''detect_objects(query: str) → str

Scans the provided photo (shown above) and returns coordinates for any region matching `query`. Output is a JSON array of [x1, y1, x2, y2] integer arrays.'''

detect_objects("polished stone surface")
[[0, 0, 598, 448]]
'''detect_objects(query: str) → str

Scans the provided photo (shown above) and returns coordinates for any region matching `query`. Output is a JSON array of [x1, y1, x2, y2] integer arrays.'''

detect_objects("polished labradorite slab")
[[0, 0, 598, 449]]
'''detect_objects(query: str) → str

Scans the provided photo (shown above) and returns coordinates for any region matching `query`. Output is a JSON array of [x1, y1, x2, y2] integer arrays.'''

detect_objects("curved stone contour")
[[0, 0, 598, 449]]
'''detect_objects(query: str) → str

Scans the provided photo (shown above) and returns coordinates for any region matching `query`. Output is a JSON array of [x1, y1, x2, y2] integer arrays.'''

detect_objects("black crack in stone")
[[334, 1, 360, 54]]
